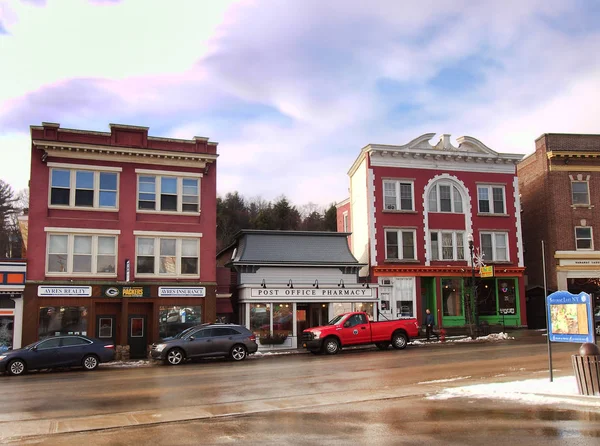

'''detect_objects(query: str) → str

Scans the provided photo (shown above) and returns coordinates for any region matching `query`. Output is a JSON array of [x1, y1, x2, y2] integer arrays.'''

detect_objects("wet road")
[[2, 335, 599, 445]]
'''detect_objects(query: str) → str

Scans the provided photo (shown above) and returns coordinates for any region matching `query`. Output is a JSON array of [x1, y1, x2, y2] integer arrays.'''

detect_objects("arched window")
[[428, 183, 464, 213]]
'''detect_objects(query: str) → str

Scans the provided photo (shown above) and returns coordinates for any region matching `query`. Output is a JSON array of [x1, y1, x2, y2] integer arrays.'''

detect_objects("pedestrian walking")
[[425, 309, 439, 341]]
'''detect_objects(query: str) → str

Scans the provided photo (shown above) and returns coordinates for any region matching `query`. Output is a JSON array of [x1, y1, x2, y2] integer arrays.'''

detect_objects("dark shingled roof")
[[230, 230, 362, 266]]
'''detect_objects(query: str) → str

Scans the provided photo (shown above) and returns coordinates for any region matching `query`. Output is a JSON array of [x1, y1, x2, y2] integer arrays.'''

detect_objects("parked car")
[[301, 311, 419, 355], [0, 335, 115, 376], [151, 324, 258, 365]]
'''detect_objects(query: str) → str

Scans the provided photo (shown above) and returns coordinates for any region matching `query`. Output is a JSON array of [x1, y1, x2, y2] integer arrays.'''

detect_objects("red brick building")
[[23, 122, 219, 358], [518, 133, 600, 331], [339, 133, 527, 329]]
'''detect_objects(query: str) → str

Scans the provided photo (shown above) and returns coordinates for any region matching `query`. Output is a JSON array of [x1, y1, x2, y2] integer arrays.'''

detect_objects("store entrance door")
[[128, 315, 147, 359], [296, 303, 329, 342]]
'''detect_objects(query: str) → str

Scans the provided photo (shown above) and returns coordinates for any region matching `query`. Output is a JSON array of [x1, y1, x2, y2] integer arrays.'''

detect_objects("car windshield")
[[327, 314, 347, 326]]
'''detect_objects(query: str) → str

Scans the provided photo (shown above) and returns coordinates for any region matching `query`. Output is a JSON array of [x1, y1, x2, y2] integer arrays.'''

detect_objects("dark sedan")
[[0, 335, 115, 376], [151, 324, 258, 365]]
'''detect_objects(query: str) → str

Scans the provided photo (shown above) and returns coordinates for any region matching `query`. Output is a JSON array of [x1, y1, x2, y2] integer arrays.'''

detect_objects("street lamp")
[[467, 233, 477, 339]]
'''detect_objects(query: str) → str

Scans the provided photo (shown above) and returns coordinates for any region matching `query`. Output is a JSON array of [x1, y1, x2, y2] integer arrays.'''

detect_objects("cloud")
[[1, 0, 599, 205]]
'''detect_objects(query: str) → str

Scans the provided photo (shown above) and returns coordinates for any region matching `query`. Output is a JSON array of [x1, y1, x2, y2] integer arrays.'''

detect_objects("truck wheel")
[[322, 337, 340, 355], [375, 342, 389, 350], [391, 332, 408, 350]]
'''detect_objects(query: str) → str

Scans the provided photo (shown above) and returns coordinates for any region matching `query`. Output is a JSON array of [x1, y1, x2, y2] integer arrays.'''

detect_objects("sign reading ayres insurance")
[[38, 286, 92, 297], [158, 287, 206, 297]]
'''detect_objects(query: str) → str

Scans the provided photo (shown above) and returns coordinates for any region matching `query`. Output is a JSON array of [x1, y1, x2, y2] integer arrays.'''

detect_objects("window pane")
[[74, 236, 92, 254], [48, 255, 68, 273], [386, 231, 398, 259], [182, 178, 198, 195], [99, 191, 117, 208], [98, 236, 115, 254], [160, 256, 177, 274], [51, 188, 70, 206], [402, 231, 414, 259], [51, 170, 70, 188], [161, 177, 177, 194], [48, 235, 68, 273], [442, 233, 453, 260], [442, 278, 463, 316], [158, 305, 202, 339], [99, 318, 113, 338], [481, 234, 493, 260], [576, 227, 591, 239], [384, 182, 397, 210], [400, 183, 412, 210], [478, 187, 490, 213], [99, 172, 117, 190], [181, 239, 198, 257], [439, 185, 451, 212], [75, 190, 94, 207], [572, 182, 589, 205], [181, 258, 198, 274], [137, 238, 154, 255], [97, 256, 116, 273], [138, 177, 156, 209], [73, 255, 92, 272], [97, 237, 116, 273], [456, 233, 464, 260], [76, 171, 94, 189], [137, 256, 154, 274], [49, 234, 68, 253], [250, 303, 271, 337], [161, 195, 177, 211], [428, 188, 437, 212], [453, 187, 463, 213], [160, 239, 176, 256], [75, 171, 94, 207], [431, 232, 439, 260], [495, 233, 508, 261], [492, 187, 504, 214], [38, 306, 88, 339], [272, 303, 293, 337]]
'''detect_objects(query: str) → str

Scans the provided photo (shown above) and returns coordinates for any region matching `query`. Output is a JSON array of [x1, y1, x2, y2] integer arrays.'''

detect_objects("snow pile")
[[251, 350, 299, 357], [448, 332, 514, 342], [100, 360, 150, 368], [418, 376, 471, 384], [428, 376, 600, 406]]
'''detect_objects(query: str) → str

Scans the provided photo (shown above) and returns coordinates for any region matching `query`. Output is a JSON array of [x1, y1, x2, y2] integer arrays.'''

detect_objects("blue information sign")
[[546, 291, 595, 343]]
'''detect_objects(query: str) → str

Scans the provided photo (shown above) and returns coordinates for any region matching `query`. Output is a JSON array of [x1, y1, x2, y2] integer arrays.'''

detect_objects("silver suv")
[[151, 324, 258, 365]]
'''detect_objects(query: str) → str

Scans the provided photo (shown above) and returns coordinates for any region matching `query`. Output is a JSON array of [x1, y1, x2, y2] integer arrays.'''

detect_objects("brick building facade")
[[518, 133, 600, 331], [23, 122, 219, 358], [339, 133, 527, 330]]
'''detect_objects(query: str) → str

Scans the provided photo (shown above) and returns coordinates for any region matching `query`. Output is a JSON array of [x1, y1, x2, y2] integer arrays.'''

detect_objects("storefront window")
[[354, 302, 374, 320], [0, 316, 13, 352], [477, 278, 497, 316], [272, 303, 292, 336], [158, 305, 202, 339], [333, 303, 353, 317], [442, 278, 463, 316], [498, 279, 517, 316], [250, 303, 270, 336], [38, 306, 88, 339]]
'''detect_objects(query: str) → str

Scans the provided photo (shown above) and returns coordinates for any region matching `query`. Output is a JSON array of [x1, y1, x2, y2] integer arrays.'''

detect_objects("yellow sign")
[[480, 265, 494, 278]]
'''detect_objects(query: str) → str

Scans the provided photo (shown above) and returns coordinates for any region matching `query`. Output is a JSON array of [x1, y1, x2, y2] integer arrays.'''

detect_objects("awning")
[[216, 299, 234, 314]]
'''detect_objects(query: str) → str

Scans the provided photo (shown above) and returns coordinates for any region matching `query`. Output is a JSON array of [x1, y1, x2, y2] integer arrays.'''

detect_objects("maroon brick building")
[[518, 133, 600, 331], [23, 123, 219, 358]]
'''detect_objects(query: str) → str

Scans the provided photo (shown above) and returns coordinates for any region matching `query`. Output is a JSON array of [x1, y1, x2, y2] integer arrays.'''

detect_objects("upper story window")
[[342, 212, 349, 232], [428, 183, 463, 213], [50, 167, 119, 209], [572, 181, 590, 206], [137, 172, 200, 213], [478, 185, 505, 215], [46, 231, 118, 275], [383, 180, 414, 211], [480, 232, 508, 262], [384, 229, 416, 260], [136, 235, 200, 277], [430, 231, 465, 261], [575, 226, 593, 250]]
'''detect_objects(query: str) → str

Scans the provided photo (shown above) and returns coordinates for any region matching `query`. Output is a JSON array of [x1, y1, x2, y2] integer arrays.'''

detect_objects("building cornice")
[[373, 265, 525, 277]]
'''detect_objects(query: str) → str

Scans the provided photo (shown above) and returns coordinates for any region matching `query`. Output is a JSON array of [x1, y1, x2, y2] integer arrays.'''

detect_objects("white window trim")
[[45, 227, 121, 235], [480, 231, 510, 262], [384, 229, 417, 260], [571, 181, 590, 206], [429, 182, 464, 214], [575, 226, 594, 250], [342, 212, 349, 232], [477, 185, 507, 215], [430, 231, 465, 261], [135, 236, 200, 278], [48, 168, 120, 211], [133, 230, 203, 238], [382, 179, 415, 211], [136, 174, 201, 214], [45, 233, 118, 277]]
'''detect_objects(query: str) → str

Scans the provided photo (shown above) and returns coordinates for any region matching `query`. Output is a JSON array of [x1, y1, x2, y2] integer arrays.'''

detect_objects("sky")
[[1, 0, 599, 207]]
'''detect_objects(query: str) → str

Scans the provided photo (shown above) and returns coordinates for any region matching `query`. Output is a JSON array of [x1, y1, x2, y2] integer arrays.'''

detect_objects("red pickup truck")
[[301, 311, 419, 355]]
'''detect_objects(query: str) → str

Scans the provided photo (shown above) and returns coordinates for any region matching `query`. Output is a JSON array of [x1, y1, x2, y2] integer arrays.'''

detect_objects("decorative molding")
[[133, 230, 203, 238], [135, 168, 203, 178], [47, 162, 122, 172], [44, 227, 121, 235], [373, 265, 525, 277]]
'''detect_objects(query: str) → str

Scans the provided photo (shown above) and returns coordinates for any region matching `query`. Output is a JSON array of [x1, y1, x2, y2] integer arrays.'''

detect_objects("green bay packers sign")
[[101, 286, 151, 298]]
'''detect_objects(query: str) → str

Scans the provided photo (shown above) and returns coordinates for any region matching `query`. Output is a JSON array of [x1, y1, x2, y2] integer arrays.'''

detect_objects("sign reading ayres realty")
[[38, 286, 92, 297], [250, 288, 374, 298], [158, 287, 206, 297]]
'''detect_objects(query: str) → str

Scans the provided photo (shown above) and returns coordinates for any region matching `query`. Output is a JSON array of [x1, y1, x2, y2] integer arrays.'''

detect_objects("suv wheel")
[[230, 345, 247, 361], [166, 348, 185, 366]]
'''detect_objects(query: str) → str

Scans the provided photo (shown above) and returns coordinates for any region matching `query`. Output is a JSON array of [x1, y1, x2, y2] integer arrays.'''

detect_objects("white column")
[[12, 297, 23, 349]]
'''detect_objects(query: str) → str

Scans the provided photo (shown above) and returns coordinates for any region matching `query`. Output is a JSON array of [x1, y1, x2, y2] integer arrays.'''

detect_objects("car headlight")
[[0, 355, 7, 361], [154, 344, 167, 352], [313, 331, 321, 340]]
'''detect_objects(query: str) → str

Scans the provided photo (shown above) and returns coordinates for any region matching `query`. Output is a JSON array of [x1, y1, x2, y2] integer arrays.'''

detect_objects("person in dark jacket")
[[425, 309, 439, 341]]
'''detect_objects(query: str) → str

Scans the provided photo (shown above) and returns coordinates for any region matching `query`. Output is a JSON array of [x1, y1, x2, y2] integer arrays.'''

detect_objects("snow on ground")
[[100, 360, 150, 368], [428, 376, 600, 407], [411, 333, 514, 345], [251, 350, 300, 357], [418, 376, 471, 384]]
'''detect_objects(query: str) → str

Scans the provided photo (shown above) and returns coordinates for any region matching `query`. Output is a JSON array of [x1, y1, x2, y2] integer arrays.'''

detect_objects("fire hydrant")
[[439, 328, 446, 343]]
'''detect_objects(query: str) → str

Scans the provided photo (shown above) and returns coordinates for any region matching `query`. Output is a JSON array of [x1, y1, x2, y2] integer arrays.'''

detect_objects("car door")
[[184, 328, 213, 358], [28, 337, 63, 369], [339, 314, 370, 345], [210, 327, 237, 355], [60, 337, 92, 366]]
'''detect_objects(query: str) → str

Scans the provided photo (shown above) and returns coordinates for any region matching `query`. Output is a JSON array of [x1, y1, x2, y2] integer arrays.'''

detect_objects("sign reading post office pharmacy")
[[38, 286, 92, 297], [251, 287, 375, 298]]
